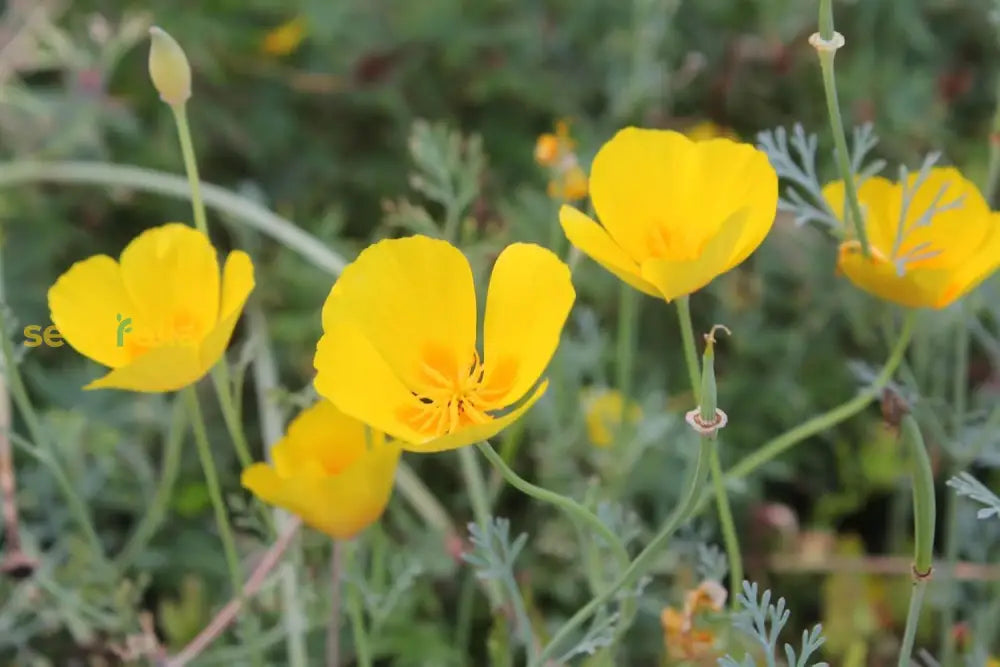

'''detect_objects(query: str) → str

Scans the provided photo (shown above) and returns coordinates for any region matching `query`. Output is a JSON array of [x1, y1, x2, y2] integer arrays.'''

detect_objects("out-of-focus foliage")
[[3, 0, 1000, 664]]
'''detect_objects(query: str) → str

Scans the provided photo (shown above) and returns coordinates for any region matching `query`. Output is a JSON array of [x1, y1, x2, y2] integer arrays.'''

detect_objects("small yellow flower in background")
[[48, 223, 254, 392], [987, 657, 1000, 667], [536, 119, 588, 202], [560, 127, 778, 302], [581, 387, 642, 447], [661, 580, 726, 660], [261, 16, 307, 57], [315, 236, 575, 453], [241, 400, 400, 539], [824, 167, 1000, 309], [684, 120, 739, 141]]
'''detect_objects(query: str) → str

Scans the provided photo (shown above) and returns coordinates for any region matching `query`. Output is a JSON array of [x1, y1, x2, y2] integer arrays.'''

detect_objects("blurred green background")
[[3, 0, 1000, 664]]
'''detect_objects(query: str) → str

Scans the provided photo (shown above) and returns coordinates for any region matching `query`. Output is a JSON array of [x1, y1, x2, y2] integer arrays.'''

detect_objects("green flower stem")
[[209, 365, 253, 468], [676, 303, 742, 607], [458, 446, 504, 608], [113, 396, 186, 572], [170, 104, 208, 236], [675, 296, 701, 402], [0, 308, 104, 559], [345, 540, 372, 667], [898, 579, 927, 667], [183, 387, 243, 595], [532, 437, 713, 667], [896, 413, 935, 667], [687, 308, 915, 515], [709, 444, 742, 606], [815, 0, 871, 256]]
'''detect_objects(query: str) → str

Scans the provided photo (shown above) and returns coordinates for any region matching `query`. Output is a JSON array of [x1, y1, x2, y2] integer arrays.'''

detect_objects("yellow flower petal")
[[837, 243, 952, 309], [640, 208, 749, 302], [558, 206, 660, 297], [693, 139, 777, 269], [936, 213, 1000, 306], [48, 255, 134, 368], [590, 128, 700, 262], [403, 381, 549, 453], [84, 344, 203, 392], [322, 236, 477, 394], [119, 223, 220, 345], [481, 244, 574, 408], [314, 318, 429, 445], [241, 401, 400, 540], [198, 251, 255, 371]]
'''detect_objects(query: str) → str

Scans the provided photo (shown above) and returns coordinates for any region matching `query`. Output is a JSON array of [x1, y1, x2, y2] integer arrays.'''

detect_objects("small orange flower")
[[536, 119, 588, 201], [661, 580, 726, 661]]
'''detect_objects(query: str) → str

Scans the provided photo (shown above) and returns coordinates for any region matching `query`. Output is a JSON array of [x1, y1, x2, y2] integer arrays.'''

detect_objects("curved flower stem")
[[0, 160, 347, 274], [475, 441, 636, 637], [475, 441, 629, 571], [328, 541, 344, 667], [183, 387, 243, 595], [209, 366, 254, 469], [815, 0, 871, 256], [170, 104, 208, 235], [674, 300, 742, 606], [165, 518, 301, 667], [0, 307, 105, 559], [113, 396, 186, 572], [675, 296, 701, 401], [532, 437, 713, 667], [344, 540, 373, 667]]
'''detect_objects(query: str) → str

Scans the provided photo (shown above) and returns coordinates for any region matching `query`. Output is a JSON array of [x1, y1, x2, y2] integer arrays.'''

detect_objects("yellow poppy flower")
[[824, 167, 1000, 308], [241, 400, 400, 539], [261, 17, 307, 57], [987, 657, 1000, 667], [48, 223, 254, 392], [314, 236, 574, 453], [581, 387, 642, 447], [560, 127, 778, 302]]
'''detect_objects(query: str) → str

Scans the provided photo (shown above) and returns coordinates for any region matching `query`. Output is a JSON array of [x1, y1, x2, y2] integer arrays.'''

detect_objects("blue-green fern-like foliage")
[[719, 581, 829, 667]]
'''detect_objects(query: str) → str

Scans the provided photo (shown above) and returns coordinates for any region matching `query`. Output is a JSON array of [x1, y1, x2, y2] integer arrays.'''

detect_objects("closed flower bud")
[[148, 26, 191, 106]]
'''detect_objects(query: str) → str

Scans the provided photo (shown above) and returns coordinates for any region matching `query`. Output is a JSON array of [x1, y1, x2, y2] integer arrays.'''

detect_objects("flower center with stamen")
[[401, 345, 495, 437]]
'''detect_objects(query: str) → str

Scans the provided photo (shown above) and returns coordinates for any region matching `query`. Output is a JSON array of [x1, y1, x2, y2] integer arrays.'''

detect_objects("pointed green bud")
[[148, 26, 191, 107]]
